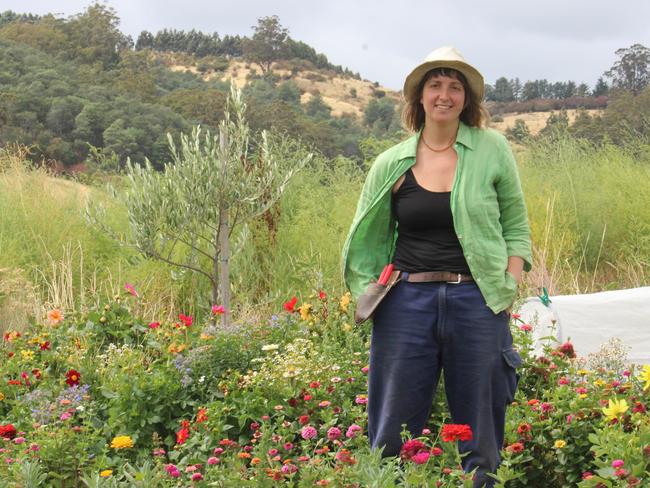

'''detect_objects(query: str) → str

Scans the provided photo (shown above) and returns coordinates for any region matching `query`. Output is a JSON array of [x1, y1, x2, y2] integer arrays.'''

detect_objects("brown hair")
[[401, 67, 490, 132]]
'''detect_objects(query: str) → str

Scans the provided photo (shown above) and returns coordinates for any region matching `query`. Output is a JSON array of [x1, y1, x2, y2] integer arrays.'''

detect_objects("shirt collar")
[[398, 121, 475, 160]]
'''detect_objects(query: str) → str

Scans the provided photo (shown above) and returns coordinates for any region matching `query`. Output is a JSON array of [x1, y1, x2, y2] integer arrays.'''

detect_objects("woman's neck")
[[421, 120, 460, 147]]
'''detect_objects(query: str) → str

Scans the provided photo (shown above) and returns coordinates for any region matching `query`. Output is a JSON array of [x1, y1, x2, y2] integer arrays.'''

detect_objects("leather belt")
[[405, 271, 474, 284]]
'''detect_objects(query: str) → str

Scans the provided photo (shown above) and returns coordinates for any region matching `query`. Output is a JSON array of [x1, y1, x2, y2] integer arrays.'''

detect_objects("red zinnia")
[[283, 296, 298, 313], [506, 442, 525, 453], [0, 424, 17, 440], [400, 439, 426, 460], [517, 423, 532, 435], [176, 420, 190, 445], [65, 369, 81, 387], [440, 424, 473, 442], [39, 341, 50, 350], [178, 314, 193, 327], [558, 341, 576, 358], [148, 321, 161, 329], [319, 290, 327, 300]]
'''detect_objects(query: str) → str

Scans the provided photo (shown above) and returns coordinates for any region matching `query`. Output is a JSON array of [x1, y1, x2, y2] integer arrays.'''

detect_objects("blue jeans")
[[368, 279, 521, 488]]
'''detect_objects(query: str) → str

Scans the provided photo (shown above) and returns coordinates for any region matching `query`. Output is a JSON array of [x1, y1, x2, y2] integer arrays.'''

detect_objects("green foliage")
[[305, 93, 331, 119], [521, 136, 650, 292], [604, 43, 650, 95], [506, 119, 531, 144], [363, 98, 397, 131], [242, 15, 289, 73], [104, 87, 311, 309]]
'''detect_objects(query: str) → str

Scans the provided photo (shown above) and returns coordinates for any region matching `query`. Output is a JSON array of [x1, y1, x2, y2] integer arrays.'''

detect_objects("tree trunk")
[[218, 128, 231, 328]]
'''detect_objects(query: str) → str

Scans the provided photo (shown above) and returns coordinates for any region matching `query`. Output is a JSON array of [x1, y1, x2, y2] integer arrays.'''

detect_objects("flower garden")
[[1, 285, 649, 487]]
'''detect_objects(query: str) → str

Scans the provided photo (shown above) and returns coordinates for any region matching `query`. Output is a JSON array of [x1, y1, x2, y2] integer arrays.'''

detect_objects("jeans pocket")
[[502, 348, 523, 403]]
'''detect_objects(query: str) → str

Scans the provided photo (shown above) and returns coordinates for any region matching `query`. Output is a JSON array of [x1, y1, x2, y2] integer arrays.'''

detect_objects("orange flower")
[[47, 309, 64, 326], [238, 452, 252, 459], [196, 408, 208, 423], [251, 457, 261, 465]]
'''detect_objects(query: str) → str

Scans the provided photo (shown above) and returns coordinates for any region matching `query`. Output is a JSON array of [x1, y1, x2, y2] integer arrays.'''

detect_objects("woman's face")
[[419, 74, 466, 125]]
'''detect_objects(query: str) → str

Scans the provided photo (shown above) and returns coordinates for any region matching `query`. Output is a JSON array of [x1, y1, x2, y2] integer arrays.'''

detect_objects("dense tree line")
[[135, 16, 360, 79], [0, 5, 399, 168], [1, 3, 648, 169], [485, 77, 607, 103]]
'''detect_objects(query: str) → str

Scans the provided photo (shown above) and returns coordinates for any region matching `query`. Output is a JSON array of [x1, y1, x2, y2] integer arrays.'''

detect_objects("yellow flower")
[[110, 435, 134, 449], [100, 470, 113, 477], [579, 394, 588, 399], [602, 398, 629, 420], [342, 323, 352, 332], [640, 365, 650, 391], [47, 309, 64, 326], [200, 333, 214, 340], [299, 303, 313, 321], [593, 379, 605, 387], [0, 392, 5, 401], [339, 292, 351, 313], [577, 369, 590, 376], [554, 440, 566, 448], [20, 350, 35, 360]]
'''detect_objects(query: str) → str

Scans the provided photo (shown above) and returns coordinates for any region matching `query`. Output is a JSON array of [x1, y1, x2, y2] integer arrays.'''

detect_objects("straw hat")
[[403, 46, 484, 102]]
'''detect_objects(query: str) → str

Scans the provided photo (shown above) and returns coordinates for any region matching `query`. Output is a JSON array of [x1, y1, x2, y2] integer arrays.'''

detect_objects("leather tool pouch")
[[354, 270, 401, 325]]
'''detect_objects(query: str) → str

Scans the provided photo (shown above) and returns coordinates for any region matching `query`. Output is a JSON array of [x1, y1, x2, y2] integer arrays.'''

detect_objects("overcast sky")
[[4, 0, 650, 91]]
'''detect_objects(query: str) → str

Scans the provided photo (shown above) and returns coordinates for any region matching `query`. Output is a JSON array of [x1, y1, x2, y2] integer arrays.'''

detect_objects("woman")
[[342, 46, 532, 487]]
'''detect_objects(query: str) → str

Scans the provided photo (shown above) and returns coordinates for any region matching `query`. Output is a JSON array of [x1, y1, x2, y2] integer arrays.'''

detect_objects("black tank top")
[[392, 168, 471, 274]]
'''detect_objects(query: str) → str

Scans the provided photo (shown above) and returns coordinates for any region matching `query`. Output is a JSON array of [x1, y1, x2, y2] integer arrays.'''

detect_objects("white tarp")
[[518, 287, 650, 364]]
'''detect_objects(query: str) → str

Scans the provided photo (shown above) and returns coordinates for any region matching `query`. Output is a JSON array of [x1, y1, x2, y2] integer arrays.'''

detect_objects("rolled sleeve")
[[495, 141, 533, 272]]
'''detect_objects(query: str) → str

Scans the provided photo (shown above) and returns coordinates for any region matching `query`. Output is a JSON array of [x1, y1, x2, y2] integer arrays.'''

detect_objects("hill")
[[163, 56, 400, 119]]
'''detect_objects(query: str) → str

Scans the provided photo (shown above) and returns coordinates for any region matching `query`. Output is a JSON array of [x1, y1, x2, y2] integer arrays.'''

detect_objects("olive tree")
[[96, 86, 311, 326]]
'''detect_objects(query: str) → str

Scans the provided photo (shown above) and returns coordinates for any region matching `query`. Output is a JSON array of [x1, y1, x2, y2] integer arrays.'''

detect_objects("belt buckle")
[[447, 273, 462, 284]]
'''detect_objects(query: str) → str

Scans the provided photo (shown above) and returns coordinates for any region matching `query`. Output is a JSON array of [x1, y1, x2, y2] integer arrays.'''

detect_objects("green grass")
[[520, 137, 650, 294], [2, 136, 649, 331]]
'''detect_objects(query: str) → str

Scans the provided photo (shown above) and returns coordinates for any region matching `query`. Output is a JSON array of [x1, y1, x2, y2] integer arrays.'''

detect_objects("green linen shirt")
[[342, 122, 532, 314]]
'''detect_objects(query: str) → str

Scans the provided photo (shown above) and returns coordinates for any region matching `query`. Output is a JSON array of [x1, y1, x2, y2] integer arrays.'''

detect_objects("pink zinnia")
[[13, 437, 25, 444], [355, 395, 368, 405], [148, 321, 161, 329], [212, 304, 225, 315], [400, 439, 426, 460], [612, 459, 625, 468], [346, 424, 362, 439], [301, 426, 318, 440], [207, 456, 219, 465], [281, 463, 298, 474], [124, 283, 138, 297], [327, 427, 342, 440], [191, 473, 204, 481], [213, 447, 224, 456], [412, 451, 431, 464], [519, 324, 532, 332]]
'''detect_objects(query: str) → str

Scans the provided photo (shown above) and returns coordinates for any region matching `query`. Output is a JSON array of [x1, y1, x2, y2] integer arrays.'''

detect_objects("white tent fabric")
[[518, 287, 650, 364]]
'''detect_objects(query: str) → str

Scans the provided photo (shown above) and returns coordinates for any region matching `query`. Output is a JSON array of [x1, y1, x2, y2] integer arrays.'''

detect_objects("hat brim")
[[403, 60, 484, 103]]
